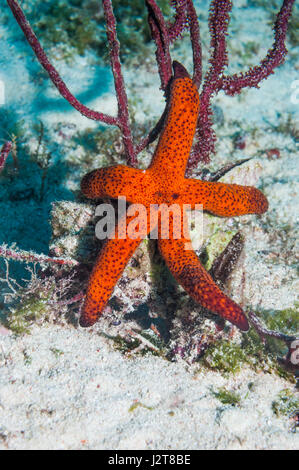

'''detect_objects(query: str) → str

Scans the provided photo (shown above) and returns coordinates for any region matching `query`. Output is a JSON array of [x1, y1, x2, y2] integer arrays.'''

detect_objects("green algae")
[[254, 306, 299, 361], [50, 347, 64, 358], [200, 322, 296, 381], [3, 272, 73, 335], [271, 388, 299, 417], [201, 340, 250, 374], [261, 305, 299, 335], [106, 334, 141, 354], [35, 2, 99, 59], [7, 294, 51, 335], [212, 387, 241, 406]]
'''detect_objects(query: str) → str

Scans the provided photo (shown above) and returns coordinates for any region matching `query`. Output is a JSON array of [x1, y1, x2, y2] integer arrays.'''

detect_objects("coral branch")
[[207, 157, 251, 182], [186, 0, 202, 88], [137, 1, 202, 153], [6, 0, 295, 169], [0, 245, 78, 267], [168, 0, 189, 42], [6, 0, 138, 165], [189, 0, 232, 167], [6, 0, 117, 126], [188, 0, 294, 167], [248, 310, 298, 372], [0, 141, 12, 173], [102, 0, 137, 166], [146, 0, 172, 90], [203, 0, 232, 99], [220, 0, 296, 95], [248, 311, 296, 343]]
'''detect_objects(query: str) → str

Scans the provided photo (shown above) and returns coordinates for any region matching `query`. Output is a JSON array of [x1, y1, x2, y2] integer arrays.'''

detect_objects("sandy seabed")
[[0, 324, 298, 450]]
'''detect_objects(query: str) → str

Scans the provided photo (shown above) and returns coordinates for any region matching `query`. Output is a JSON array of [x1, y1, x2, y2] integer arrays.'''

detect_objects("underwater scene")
[[0, 0, 298, 450]]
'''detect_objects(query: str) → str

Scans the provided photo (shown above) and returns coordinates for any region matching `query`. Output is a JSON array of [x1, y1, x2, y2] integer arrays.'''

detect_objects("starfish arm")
[[81, 164, 152, 204], [80, 212, 151, 327], [178, 179, 268, 216], [158, 214, 249, 331], [149, 74, 200, 183]]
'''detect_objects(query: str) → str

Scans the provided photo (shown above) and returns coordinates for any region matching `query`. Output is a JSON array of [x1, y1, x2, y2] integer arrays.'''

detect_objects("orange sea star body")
[[80, 62, 268, 330]]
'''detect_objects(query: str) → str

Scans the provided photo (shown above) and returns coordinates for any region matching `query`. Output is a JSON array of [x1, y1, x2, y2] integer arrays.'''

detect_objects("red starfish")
[[80, 62, 268, 330]]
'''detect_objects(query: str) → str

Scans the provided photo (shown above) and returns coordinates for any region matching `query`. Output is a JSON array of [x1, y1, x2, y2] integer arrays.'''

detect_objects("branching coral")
[[6, 0, 295, 166]]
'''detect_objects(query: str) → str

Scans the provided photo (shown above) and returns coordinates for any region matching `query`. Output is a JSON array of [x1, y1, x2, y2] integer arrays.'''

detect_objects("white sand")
[[0, 324, 298, 450]]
